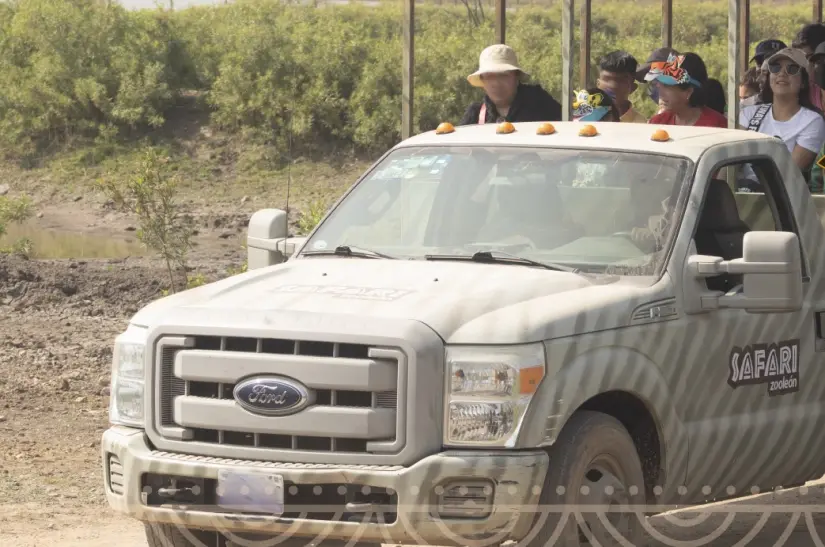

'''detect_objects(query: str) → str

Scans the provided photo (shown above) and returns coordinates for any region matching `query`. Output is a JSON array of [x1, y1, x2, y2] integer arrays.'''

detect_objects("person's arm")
[[457, 103, 480, 126], [791, 146, 818, 172], [792, 115, 825, 172]]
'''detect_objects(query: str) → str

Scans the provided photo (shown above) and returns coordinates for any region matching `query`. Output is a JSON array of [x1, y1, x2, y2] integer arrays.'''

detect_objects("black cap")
[[635, 47, 680, 82], [751, 39, 787, 64], [810, 41, 825, 62]]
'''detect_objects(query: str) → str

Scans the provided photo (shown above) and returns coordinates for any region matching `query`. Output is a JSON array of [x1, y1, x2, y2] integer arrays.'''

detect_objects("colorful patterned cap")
[[644, 53, 703, 87]]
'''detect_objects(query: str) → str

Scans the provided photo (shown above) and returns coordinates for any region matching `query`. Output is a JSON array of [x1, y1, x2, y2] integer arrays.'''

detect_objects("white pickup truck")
[[102, 120, 825, 547]]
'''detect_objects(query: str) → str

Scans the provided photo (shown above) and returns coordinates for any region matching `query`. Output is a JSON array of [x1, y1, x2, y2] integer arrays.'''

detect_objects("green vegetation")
[[0, 195, 32, 236], [296, 198, 329, 235], [97, 148, 195, 291], [0, 0, 815, 258], [0, 0, 813, 165], [0, 195, 34, 256]]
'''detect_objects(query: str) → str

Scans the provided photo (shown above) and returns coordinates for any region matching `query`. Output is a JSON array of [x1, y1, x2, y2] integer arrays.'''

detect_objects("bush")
[[0, 0, 194, 160], [97, 148, 195, 292], [0, 0, 816, 161]]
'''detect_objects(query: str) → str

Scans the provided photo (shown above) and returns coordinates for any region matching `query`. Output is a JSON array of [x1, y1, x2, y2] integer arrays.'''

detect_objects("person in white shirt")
[[739, 48, 825, 176]]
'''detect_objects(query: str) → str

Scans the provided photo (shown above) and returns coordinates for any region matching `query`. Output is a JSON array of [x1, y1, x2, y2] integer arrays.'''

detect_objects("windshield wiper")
[[301, 245, 398, 259], [423, 250, 578, 273]]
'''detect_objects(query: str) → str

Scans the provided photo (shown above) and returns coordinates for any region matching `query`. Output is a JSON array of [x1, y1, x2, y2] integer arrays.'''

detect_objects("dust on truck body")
[[102, 121, 825, 547]]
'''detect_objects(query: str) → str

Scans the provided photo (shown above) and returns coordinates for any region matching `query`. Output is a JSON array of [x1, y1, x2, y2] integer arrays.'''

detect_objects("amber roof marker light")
[[651, 128, 671, 142], [578, 124, 598, 137], [536, 123, 556, 135], [497, 121, 516, 134], [435, 122, 455, 135]]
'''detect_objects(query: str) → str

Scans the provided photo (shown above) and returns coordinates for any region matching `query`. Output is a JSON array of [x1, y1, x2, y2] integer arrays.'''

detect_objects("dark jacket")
[[458, 83, 563, 126]]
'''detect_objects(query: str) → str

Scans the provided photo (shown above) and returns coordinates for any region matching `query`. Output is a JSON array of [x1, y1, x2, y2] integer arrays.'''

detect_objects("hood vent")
[[630, 298, 678, 325]]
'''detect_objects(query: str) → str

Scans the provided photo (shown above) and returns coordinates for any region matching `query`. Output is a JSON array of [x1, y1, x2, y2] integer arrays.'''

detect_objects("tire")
[[145, 522, 381, 547], [520, 410, 649, 547], [144, 523, 219, 547]]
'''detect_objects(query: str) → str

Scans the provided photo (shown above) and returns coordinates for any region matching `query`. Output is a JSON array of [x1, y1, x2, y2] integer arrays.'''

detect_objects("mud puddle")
[[1, 221, 147, 259]]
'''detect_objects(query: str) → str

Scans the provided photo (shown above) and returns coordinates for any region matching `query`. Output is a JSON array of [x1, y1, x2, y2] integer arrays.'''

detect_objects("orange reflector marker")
[[435, 122, 455, 135], [519, 366, 544, 395], [651, 128, 670, 142], [578, 124, 598, 137], [536, 122, 556, 135], [497, 121, 516, 134]]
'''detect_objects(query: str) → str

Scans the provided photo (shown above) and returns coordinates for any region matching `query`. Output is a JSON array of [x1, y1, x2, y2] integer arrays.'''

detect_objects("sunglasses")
[[768, 62, 802, 76]]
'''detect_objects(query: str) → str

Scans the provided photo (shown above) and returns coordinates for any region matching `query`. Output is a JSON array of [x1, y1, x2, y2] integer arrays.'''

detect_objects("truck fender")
[[519, 345, 689, 501]]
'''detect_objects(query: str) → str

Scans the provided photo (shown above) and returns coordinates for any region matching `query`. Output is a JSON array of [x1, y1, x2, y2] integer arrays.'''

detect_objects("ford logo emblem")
[[233, 377, 313, 416]]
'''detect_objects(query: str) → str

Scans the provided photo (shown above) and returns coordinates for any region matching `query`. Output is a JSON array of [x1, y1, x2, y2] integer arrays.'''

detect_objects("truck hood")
[[132, 258, 653, 344]]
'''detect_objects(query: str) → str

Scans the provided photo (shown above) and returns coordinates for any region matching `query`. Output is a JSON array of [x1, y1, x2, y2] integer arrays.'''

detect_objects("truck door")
[[678, 152, 824, 501]]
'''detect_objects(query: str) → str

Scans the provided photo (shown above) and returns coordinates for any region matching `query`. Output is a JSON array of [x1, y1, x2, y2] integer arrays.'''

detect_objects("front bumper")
[[102, 426, 549, 545]]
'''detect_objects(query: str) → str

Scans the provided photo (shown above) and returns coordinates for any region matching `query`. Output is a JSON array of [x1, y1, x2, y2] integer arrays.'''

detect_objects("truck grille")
[[156, 335, 402, 456]]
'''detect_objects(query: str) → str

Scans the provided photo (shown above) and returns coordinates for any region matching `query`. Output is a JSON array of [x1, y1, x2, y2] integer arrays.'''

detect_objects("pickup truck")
[[102, 120, 825, 547]]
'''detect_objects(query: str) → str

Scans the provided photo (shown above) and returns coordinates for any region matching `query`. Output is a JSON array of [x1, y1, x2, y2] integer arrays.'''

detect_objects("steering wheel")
[[611, 230, 635, 241]]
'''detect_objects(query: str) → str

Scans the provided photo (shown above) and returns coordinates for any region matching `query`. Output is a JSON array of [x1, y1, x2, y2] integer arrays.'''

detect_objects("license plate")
[[216, 469, 284, 515]]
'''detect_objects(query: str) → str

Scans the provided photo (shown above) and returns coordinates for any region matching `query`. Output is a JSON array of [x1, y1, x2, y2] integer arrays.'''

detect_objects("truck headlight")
[[108, 325, 148, 428], [444, 343, 545, 447]]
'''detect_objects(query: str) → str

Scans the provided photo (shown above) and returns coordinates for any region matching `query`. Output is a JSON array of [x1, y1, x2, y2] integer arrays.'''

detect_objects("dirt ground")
[[0, 177, 298, 545]]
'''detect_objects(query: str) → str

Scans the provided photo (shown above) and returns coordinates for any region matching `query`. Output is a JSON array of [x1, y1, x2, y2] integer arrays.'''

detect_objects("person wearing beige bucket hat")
[[458, 44, 561, 125]]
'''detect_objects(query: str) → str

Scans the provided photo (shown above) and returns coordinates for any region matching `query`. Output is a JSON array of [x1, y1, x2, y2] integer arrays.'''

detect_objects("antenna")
[[282, 109, 292, 257]]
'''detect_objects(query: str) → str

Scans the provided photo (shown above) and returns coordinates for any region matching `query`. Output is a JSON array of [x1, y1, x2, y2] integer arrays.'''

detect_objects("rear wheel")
[[522, 410, 649, 547]]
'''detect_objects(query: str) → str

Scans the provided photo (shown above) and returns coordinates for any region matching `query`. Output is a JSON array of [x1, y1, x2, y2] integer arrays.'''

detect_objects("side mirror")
[[687, 231, 803, 313], [247, 209, 288, 270]]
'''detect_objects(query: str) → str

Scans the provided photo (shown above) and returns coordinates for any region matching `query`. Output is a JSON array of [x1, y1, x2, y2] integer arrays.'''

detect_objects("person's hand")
[[630, 213, 668, 251], [630, 226, 654, 244]]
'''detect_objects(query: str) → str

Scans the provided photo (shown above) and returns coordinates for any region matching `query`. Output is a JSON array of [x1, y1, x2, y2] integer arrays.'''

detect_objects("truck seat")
[[694, 178, 751, 292], [479, 180, 583, 248]]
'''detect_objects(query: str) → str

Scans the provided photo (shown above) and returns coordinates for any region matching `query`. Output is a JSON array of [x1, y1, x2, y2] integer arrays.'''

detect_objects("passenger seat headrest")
[[697, 179, 747, 232]]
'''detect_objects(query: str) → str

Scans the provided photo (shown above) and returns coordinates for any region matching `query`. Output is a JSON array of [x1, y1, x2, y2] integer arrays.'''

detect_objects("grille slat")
[[161, 348, 185, 426], [108, 454, 124, 495], [159, 336, 400, 455]]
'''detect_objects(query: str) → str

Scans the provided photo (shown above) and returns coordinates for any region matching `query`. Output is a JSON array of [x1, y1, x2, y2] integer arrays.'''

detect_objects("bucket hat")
[[467, 44, 530, 88]]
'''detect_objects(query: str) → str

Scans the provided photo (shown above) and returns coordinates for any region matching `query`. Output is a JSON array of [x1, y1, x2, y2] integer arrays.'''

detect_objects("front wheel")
[[145, 523, 382, 547], [521, 410, 649, 547], [144, 523, 218, 547]]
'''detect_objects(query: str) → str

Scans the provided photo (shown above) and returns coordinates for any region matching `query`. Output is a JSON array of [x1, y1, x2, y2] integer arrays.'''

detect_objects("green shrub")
[[0, 0, 193, 160], [0, 0, 816, 161]]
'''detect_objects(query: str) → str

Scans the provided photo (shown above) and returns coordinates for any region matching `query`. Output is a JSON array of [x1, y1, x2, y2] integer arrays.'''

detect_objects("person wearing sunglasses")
[[739, 48, 825, 178]]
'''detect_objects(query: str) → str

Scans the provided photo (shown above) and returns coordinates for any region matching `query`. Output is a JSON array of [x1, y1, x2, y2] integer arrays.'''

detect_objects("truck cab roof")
[[396, 121, 777, 162]]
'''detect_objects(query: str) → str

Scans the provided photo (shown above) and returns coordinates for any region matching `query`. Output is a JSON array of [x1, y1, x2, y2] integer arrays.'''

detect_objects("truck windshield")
[[302, 145, 693, 275]]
